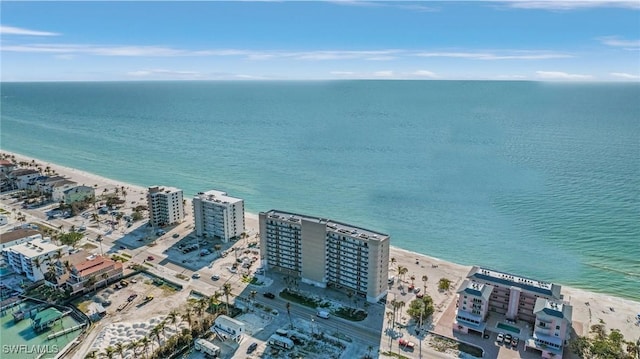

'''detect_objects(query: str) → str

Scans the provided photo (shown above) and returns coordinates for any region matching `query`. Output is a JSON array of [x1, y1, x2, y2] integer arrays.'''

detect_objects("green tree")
[[406, 295, 435, 322], [438, 277, 452, 292], [222, 283, 232, 315]]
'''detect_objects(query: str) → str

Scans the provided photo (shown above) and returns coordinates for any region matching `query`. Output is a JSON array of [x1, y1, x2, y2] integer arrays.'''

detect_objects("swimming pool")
[[497, 322, 521, 334]]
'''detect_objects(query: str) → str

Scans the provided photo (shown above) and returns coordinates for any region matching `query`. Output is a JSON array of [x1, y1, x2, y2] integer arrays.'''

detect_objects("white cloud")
[[412, 70, 438, 78], [495, 74, 528, 79], [329, 1, 437, 12], [505, 1, 640, 10], [2, 44, 185, 56], [597, 36, 640, 49], [536, 71, 593, 80], [415, 51, 572, 60], [127, 69, 200, 77], [610, 72, 640, 79], [0, 25, 60, 36], [373, 71, 394, 77], [330, 71, 356, 75]]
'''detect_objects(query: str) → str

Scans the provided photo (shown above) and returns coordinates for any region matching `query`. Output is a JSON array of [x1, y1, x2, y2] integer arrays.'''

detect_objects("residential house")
[[211, 315, 245, 342], [9, 168, 41, 190], [526, 299, 573, 358], [51, 180, 78, 202], [454, 279, 493, 335]]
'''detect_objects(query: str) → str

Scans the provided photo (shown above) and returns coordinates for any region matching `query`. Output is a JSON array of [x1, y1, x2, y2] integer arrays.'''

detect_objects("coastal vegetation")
[[438, 278, 452, 292], [406, 294, 435, 322], [570, 322, 640, 359]]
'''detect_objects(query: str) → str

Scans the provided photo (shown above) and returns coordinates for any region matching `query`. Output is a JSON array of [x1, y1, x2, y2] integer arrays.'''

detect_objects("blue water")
[[1, 81, 639, 300]]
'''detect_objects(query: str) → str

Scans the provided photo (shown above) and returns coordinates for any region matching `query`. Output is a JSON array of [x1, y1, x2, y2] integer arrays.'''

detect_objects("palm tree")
[[126, 339, 139, 357], [209, 291, 223, 313], [386, 311, 394, 329], [410, 275, 416, 287], [165, 310, 179, 333], [85, 275, 98, 293], [181, 308, 193, 328], [249, 290, 257, 311], [397, 266, 408, 282], [138, 336, 150, 359], [114, 342, 124, 359], [150, 325, 162, 348], [390, 257, 396, 267], [286, 302, 293, 329], [102, 346, 115, 359], [101, 272, 110, 289], [422, 275, 428, 293], [222, 283, 232, 315]]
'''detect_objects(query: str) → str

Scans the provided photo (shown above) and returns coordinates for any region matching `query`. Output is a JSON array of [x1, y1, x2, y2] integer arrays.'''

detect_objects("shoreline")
[[2, 150, 639, 341]]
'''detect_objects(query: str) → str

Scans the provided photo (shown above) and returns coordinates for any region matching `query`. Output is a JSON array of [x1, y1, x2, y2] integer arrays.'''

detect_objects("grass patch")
[[333, 307, 367, 321], [381, 351, 409, 359], [120, 252, 132, 258], [111, 255, 129, 262], [76, 301, 91, 313], [80, 243, 98, 250], [279, 288, 322, 309], [144, 262, 154, 267], [175, 273, 189, 281], [430, 335, 483, 358]]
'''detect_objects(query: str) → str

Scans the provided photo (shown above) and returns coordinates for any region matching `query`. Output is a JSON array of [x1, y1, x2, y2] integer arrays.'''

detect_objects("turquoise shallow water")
[[0, 302, 82, 359], [1, 81, 639, 300]]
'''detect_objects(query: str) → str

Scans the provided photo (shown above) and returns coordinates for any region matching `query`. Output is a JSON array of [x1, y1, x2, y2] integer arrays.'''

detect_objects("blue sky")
[[1, 1, 639, 81]]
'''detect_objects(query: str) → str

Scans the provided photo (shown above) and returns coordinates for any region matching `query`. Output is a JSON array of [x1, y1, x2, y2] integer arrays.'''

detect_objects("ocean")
[[1, 81, 638, 300]]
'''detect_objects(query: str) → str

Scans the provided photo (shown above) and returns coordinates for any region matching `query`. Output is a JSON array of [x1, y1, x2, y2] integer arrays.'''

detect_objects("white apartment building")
[[259, 210, 390, 303], [147, 186, 184, 227], [193, 190, 245, 242], [527, 299, 573, 358], [4, 238, 67, 281]]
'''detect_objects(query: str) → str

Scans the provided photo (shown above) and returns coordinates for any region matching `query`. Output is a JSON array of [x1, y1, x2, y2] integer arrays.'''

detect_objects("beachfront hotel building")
[[454, 279, 493, 334], [193, 189, 245, 242], [259, 210, 390, 303], [4, 238, 68, 282], [147, 185, 184, 227], [465, 266, 562, 323], [526, 298, 573, 358]]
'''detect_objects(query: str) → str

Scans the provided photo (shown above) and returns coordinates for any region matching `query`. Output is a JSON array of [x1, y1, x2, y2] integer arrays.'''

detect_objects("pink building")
[[454, 279, 493, 335], [526, 298, 572, 358]]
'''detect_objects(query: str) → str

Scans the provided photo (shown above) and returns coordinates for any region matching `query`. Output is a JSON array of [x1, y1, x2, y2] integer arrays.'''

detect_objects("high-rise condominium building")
[[147, 186, 184, 227], [259, 210, 390, 303], [193, 189, 245, 242]]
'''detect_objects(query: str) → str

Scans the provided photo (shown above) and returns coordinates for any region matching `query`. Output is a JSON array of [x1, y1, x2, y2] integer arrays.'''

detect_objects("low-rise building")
[[9, 168, 41, 190], [193, 189, 245, 242], [51, 180, 79, 202], [526, 299, 573, 358], [0, 159, 17, 174], [0, 228, 42, 251], [454, 280, 493, 335], [61, 185, 95, 204], [64, 252, 123, 295], [211, 315, 245, 342], [4, 238, 67, 281]]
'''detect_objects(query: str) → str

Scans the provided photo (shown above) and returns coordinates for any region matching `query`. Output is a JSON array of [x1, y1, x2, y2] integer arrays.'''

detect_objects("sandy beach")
[[2, 150, 639, 353]]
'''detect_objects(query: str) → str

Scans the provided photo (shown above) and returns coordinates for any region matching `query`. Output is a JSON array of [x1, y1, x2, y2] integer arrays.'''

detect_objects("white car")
[[497, 333, 505, 343], [192, 273, 201, 279]]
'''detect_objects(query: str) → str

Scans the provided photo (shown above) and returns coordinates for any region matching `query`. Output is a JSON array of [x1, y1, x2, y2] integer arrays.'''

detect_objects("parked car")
[[497, 332, 505, 343], [127, 294, 138, 302], [414, 288, 421, 293], [211, 274, 220, 281], [247, 342, 258, 354], [192, 273, 201, 279], [511, 337, 519, 347], [172, 233, 179, 238], [505, 334, 513, 345], [263, 292, 275, 299], [398, 338, 415, 351], [147, 256, 154, 261], [416, 293, 424, 298]]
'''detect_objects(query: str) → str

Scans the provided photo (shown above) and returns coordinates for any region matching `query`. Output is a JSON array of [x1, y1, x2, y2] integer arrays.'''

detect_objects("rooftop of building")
[[457, 279, 493, 301], [51, 179, 78, 188], [0, 160, 15, 166], [42, 176, 66, 183], [62, 250, 92, 267], [467, 266, 562, 298], [195, 189, 243, 204], [262, 209, 389, 240], [214, 314, 246, 327], [10, 168, 40, 176], [148, 185, 182, 194], [534, 298, 573, 322], [7, 238, 63, 258], [74, 254, 122, 277], [0, 228, 42, 244], [63, 185, 95, 193]]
